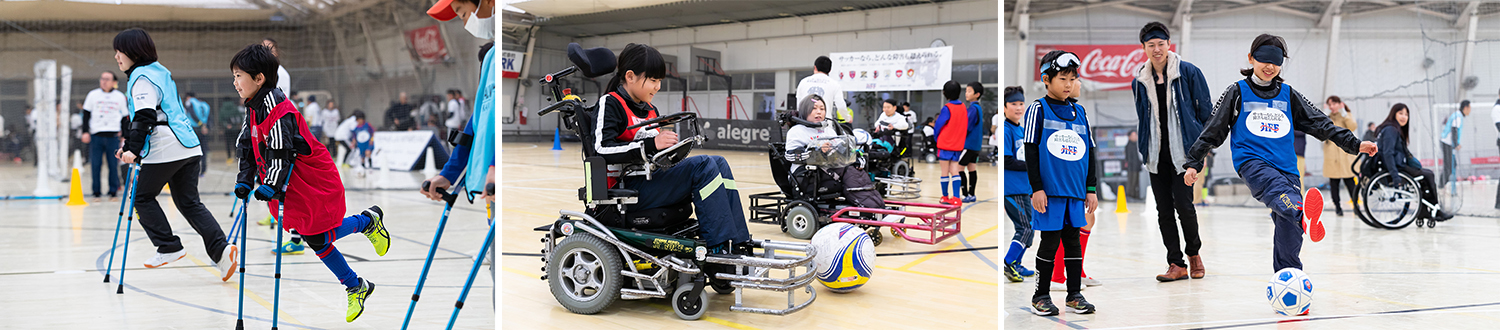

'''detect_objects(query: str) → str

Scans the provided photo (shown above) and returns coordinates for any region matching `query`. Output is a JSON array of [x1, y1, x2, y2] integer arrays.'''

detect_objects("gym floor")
[[0, 155, 495, 329], [1004, 186, 1500, 329], [499, 142, 1001, 329]]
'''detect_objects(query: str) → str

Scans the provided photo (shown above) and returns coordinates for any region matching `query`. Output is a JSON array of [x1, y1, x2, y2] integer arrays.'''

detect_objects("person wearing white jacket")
[[796, 56, 849, 124]]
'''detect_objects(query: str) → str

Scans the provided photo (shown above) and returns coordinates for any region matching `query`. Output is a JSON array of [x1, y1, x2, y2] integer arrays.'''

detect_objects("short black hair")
[[308, 95, 317, 103], [103, 71, 118, 81], [814, 56, 832, 74], [230, 44, 280, 92], [942, 81, 961, 101], [1460, 100, 1471, 110], [185, 92, 196, 98], [113, 28, 158, 67], [290, 90, 299, 96], [883, 99, 899, 107], [1139, 22, 1170, 43], [966, 82, 985, 98], [353, 110, 365, 120], [1003, 86, 1024, 100]]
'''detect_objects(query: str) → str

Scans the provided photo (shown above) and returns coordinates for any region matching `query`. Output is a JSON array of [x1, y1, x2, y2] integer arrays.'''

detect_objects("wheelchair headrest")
[[567, 43, 616, 78]]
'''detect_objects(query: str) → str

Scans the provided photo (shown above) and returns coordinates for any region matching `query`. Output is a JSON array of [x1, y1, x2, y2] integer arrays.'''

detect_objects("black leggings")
[[1327, 177, 1358, 209], [1033, 225, 1082, 299], [134, 156, 228, 262]]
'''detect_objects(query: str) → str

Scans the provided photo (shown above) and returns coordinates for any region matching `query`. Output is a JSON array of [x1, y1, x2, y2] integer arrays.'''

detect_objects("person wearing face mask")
[[1182, 34, 1377, 289], [423, 0, 499, 283]]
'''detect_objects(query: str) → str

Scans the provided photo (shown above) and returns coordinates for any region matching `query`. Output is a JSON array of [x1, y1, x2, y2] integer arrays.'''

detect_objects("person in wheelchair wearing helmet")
[[587, 43, 752, 254], [1373, 103, 1454, 221]]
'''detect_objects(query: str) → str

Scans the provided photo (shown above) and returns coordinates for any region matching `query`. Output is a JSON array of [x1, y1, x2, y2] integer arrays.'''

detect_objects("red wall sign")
[[1034, 44, 1175, 91], [405, 25, 448, 64]]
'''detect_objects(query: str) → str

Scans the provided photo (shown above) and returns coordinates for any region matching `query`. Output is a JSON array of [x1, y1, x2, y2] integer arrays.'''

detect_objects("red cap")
[[427, 0, 458, 21]]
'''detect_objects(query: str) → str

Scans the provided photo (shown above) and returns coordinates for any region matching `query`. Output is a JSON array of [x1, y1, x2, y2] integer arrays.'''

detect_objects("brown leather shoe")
[[1188, 255, 1205, 279], [1156, 264, 1188, 282]]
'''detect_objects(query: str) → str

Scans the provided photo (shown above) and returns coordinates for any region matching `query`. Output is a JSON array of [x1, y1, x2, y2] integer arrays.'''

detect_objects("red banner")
[[1034, 44, 1174, 91], [404, 25, 448, 64]]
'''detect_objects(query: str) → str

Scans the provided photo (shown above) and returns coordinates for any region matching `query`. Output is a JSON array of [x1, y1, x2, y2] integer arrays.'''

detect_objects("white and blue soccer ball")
[[1268, 268, 1314, 316], [811, 223, 876, 293]]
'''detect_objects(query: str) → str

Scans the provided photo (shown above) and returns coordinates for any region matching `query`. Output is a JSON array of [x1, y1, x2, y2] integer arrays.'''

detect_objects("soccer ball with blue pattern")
[[811, 223, 875, 293], [1267, 268, 1313, 316]]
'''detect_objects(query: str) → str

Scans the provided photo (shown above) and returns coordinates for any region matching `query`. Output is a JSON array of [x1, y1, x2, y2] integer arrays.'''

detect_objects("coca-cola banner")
[[1034, 44, 1174, 91], [404, 25, 448, 64]]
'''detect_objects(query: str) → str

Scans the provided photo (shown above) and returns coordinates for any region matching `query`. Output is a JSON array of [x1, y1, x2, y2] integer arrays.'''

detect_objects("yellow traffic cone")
[[1115, 185, 1129, 213], [66, 168, 88, 206]]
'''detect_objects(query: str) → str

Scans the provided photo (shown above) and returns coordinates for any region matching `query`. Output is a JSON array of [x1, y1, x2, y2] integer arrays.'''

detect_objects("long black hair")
[[1240, 34, 1288, 83], [1377, 103, 1410, 144], [113, 28, 158, 70], [603, 43, 667, 97]]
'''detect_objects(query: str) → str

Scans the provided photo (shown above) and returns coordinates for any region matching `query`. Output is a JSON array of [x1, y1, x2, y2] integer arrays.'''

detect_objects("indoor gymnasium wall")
[[504, 0, 999, 135], [1006, 7, 1500, 180]]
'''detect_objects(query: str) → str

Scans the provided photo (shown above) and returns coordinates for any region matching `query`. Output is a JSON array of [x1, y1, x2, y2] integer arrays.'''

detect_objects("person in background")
[[321, 100, 341, 160], [1321, 96, 1358, 216], [445, 89, 469, 133], [304, 95, 324, 143], [184, 92, 211, 176], [82, 71, 128, 202], [385, 92, 416, 131], [1362, 121, 1378, 142], [262, 37, 291, 94], [1439, 100, 1470, 186]]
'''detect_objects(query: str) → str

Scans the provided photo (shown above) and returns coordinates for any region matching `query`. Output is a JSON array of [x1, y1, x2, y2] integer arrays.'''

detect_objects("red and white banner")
[[501, 50, 525, 79], [1034, 44, 1174, 91], [404, 25, 448, 64]]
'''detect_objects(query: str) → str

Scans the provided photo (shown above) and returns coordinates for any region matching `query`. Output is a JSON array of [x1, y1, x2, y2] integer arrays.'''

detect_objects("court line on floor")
[[1081, 304, 1500, 330], [957, 198, 999, 270], [186, 254, 309, 327], [500, 246, 1000, 259], [874, 265, 997, 286], [92, 238, 324, 330], [892, 225, 998, 271], [501, 266, 763, 330], [1014, 308, 1090, 329]]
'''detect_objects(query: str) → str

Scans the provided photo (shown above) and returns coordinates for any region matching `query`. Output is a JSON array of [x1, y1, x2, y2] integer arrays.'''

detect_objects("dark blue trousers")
[[622, 155, 752, 247], [1238, 158, 1305, 272], [88, 134, 120, 197]]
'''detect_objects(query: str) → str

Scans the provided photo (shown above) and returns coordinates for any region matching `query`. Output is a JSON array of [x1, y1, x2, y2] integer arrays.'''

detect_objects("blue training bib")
[[1003, 121, 1030, 196], [1036, 99, 1091, 199], [462, 49, 498, 198], [1230, 80, 1297, 176]]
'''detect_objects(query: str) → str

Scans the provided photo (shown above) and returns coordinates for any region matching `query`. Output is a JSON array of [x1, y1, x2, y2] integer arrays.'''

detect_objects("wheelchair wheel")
[[548, 232, 625, 314], [672, 282, 708, 320], [785, 203, 820, 240], [866, 227, 883, 246], [1359, 172, 1420, 229], [893, 160, 913, 177]]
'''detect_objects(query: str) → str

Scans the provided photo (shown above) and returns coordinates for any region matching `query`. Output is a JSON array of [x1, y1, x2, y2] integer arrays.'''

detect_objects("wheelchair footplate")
[[704, 239, 817, 315], [829, 200, 961, 245], [875, 175, 923, 199]]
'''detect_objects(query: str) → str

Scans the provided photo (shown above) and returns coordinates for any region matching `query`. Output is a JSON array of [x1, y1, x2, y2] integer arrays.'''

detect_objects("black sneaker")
[[1004, 263, 1023, 283], [1030, 296, 1059, 316], [1065, 293, 1096, 314]]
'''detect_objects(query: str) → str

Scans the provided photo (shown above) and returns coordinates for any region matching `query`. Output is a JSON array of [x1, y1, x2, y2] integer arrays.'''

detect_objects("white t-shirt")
[[334, 115, 358, 142], [875, 112, 909, 132], [1491, 103, 1500, 125], [303, 101, 323, 128], [276, 65, 291, 96], [130, 77, 201, 164], [445, 99, 468, 130], [785, 122, 838, 173], [796, 73, 847, 121], [320, 107, 341, 138], [990, 113, 1003, 146]]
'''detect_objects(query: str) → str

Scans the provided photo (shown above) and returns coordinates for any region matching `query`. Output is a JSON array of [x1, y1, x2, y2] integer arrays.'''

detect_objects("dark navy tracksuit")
[[1185, 78, 1363, 272]]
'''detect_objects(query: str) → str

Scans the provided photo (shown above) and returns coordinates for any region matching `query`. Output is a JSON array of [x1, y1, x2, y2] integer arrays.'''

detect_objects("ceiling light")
[[842, 6, 854, 10]]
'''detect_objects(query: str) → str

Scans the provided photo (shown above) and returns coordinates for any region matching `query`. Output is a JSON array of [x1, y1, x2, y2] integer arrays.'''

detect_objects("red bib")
[[249, 98, 346, 235], [937, 103, 968, 152]]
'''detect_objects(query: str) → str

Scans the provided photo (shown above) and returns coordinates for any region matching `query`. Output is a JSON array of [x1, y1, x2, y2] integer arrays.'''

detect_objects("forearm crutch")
[[232, 197, 249, 330], [103, 164, 140, 283], [445, 202, 494, 329], [115, 163, 144, 294], [401, 177, 462, 330], [271, 194, 286, 330]]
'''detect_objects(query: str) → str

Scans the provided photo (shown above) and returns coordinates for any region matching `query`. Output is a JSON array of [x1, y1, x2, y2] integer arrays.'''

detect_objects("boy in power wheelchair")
[[535, 43, 815, 320]]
